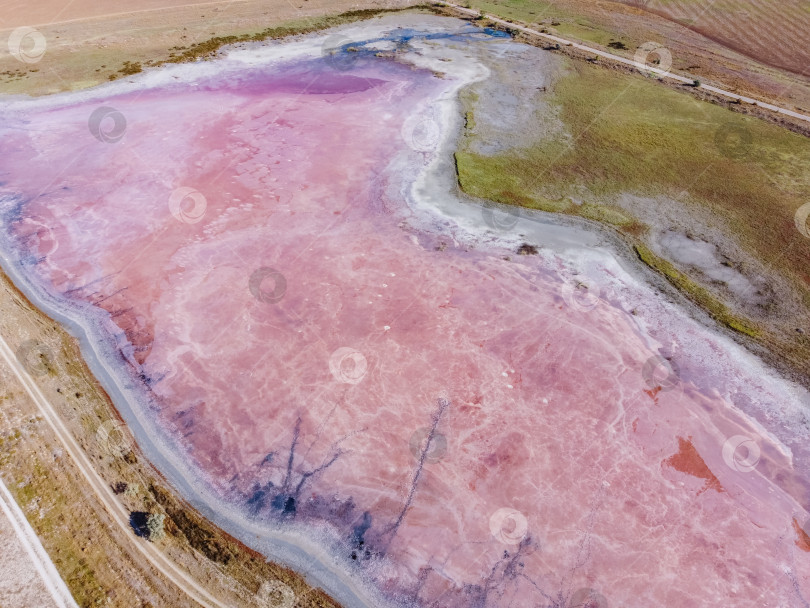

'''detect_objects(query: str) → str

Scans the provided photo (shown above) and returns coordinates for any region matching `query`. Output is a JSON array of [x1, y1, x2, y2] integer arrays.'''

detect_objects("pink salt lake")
[[1, 17, 809, 607]]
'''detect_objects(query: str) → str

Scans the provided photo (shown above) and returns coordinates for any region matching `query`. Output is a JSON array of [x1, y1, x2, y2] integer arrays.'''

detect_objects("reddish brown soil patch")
[[664, 436, 724, 494], [793, 518, 810, 552], [644, 386, 662, 402]]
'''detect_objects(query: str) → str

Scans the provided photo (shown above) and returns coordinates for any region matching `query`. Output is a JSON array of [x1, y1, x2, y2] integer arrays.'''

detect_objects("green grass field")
[[458, 61, 810, 278], [456, 59, 810, 367]]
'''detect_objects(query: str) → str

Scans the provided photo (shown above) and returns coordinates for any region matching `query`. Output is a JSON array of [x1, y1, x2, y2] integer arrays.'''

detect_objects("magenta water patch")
[[1, 18, 809, 607]]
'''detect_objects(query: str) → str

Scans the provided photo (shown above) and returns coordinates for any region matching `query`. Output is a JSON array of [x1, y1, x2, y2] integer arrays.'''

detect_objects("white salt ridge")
[[380, 16, 810, 467], [1, 13, 809, 607]]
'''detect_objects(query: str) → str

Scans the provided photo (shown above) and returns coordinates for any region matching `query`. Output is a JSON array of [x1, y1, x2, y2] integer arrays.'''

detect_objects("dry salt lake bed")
[[1, 12, 810, 608]]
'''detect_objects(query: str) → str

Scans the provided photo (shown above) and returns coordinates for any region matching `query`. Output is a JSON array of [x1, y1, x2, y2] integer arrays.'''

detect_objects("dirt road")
[[0, 478, 79, 608], [0, 332, 227, 608], [439, 1, 810, 124]]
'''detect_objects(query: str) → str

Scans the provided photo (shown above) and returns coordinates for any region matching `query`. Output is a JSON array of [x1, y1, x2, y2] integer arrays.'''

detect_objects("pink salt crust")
[[2, 55, 809, 607]]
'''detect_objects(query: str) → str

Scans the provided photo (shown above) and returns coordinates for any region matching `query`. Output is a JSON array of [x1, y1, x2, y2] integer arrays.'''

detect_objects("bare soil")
[[0, 267, 343, 607], [0, 0, 421, 96]]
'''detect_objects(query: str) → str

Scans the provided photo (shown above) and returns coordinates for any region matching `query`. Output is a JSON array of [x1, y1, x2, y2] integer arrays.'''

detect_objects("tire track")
[[0, 333, 228, 608]]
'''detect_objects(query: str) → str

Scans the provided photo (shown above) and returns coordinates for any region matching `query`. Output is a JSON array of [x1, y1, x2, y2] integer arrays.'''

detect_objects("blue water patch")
[[481, 26, 512, 38], [321, 24, 512, 70]]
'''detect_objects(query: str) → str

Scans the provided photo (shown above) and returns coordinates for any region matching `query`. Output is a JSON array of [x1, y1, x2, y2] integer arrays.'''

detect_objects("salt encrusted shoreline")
[[1, 13, 809, 608]]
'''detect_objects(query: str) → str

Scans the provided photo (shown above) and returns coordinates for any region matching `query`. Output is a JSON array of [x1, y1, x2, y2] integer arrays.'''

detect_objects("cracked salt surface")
[[0, 12, 809, 608]]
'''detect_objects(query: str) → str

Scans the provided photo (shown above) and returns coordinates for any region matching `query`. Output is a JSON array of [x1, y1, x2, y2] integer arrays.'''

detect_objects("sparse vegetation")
[[161, 7, 430, 65], [456, 59, 810, 372], [118, 61, 143, 75], [0, 270, 344, 606], [150, 484, 236, 565], [633, 244, 759, 337], [146, 513, 165, 540], [450, 0, 810, 121]]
